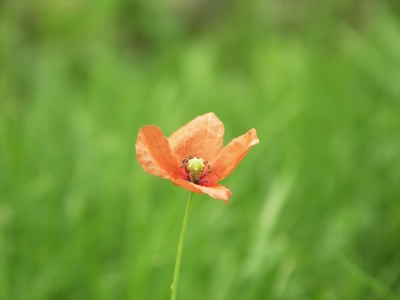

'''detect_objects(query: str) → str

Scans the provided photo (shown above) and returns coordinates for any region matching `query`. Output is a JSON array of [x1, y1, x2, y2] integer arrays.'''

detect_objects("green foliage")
[[1, 1, 400, 299]]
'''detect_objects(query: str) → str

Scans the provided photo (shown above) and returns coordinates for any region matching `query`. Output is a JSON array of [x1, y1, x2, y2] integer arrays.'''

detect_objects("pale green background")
[[1, 1, 400, 299]]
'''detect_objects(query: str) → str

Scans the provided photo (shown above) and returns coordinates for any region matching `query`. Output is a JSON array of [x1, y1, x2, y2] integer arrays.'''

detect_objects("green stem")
[[171, 192, 194, 300]]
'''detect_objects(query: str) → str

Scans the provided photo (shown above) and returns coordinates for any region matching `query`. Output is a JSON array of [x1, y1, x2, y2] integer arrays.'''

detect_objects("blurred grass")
[[1, 1, 400, 299]]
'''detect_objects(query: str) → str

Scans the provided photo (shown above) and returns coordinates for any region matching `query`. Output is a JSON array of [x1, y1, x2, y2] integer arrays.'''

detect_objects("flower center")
[[180, 155, 212, 184]]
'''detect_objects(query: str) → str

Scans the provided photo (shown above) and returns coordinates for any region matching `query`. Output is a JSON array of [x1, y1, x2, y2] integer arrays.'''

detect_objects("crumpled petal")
[[172, 178, 232, 203], [136, 125, 185, 180], [210, 128, 259, 181], [168, 112, 224, 162]]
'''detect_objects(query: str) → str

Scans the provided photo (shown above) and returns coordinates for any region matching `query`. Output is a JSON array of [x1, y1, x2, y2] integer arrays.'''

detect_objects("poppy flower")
[[135, 112, 259, 203]]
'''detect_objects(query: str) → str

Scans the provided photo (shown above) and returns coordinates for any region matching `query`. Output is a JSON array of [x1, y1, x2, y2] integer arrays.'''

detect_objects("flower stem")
[[171, 191, 194, 300]]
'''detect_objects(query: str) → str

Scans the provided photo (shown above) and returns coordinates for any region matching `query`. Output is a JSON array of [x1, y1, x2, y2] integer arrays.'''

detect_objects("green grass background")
[[1, 1, 400, 299]]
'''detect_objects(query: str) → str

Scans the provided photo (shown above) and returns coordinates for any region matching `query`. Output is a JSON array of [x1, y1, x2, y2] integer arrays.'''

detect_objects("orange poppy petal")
[[172, 178, 232, 202], [168, 112, 224, 162], [136, 125, 185, 180], [210, 128, 259, 181]]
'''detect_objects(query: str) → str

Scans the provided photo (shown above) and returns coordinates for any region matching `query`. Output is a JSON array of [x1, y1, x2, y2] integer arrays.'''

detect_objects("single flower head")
[[135, 112, 259, 203]]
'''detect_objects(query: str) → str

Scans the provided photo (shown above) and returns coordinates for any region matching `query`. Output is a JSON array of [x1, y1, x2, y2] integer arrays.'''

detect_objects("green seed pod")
[[188, 157, 204, 182]]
